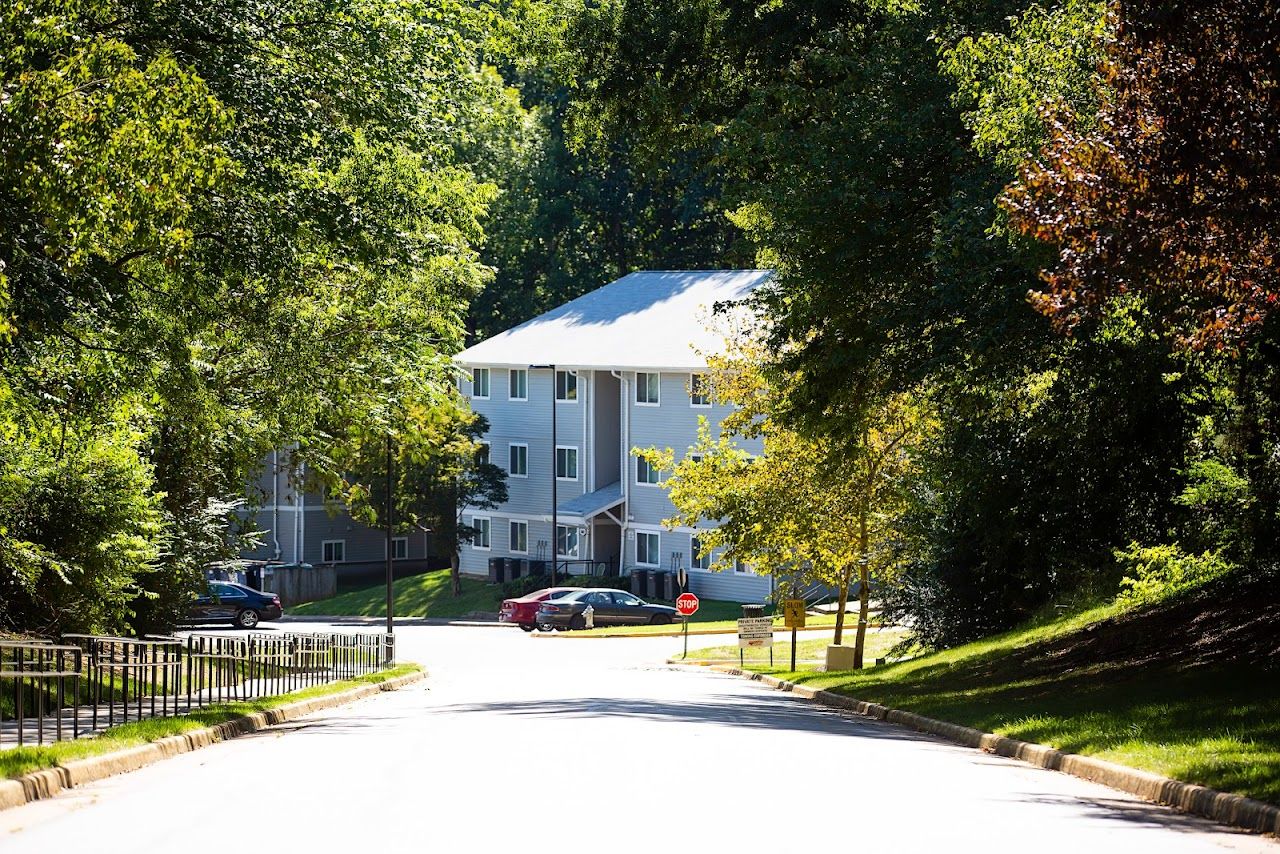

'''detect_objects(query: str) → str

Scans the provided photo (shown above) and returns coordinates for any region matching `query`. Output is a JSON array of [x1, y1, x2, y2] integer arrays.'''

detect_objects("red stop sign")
[[675, 592, 700, 616]]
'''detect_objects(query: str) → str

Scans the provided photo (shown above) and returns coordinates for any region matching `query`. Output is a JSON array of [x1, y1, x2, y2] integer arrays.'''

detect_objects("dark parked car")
[[500, 587, 585, 631], [187, 581, 283, 629], [536, 589, 680, 631]]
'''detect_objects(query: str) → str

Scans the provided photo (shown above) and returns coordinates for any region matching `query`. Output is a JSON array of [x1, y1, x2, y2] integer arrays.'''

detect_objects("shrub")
[[1114, 542, 1237, 607]]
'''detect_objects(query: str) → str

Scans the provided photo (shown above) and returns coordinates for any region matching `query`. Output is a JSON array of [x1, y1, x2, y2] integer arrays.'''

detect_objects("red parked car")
[[500, 587, 584, 632]]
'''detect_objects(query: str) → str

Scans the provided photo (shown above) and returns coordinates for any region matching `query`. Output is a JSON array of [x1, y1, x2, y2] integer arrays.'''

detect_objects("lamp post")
[[531, 364, 556, 587], [384, 433, 395, 660]]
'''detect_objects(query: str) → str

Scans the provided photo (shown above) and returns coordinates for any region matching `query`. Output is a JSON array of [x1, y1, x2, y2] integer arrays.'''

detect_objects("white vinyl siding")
[[508, 369, 527, 401], [471, 367, 490, 399]]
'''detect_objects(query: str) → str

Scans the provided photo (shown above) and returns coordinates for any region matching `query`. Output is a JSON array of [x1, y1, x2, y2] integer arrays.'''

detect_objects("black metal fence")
[[1, 631, 394, 749]]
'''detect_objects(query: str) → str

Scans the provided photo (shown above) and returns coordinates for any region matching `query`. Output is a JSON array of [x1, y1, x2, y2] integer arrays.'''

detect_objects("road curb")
[[697, 664, 1280, 837], [531, 623, 881, 639], [0, 669, 426, 812]]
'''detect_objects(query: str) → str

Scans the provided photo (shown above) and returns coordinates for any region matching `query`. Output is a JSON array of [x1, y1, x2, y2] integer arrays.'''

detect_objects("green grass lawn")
[[291, 570, 502, 618], [681, 626, 908, 662], [0, 663, 421, 780], [738, 595, 1280, 804]]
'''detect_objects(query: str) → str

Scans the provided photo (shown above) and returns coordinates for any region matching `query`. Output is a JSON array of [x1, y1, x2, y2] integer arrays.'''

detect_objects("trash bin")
[[647, 571, 665, 600], [528, 559, 546, 578], [510, 559, 527, 580], [660, 571, 677, 601], [631, 569, 649, 596], [488, 557, 503, 585]]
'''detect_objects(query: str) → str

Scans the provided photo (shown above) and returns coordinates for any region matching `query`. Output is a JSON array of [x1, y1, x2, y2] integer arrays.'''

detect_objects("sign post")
[[675, 592, 699, 660], [783, 598, 806, 671]]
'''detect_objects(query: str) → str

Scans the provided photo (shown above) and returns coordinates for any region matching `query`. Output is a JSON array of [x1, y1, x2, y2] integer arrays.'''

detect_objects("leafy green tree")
[[640, 333, 931, 668]]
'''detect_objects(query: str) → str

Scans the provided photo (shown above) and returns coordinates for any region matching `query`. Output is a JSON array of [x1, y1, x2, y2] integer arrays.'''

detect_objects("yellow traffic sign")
[[783, 599, 807, 629]]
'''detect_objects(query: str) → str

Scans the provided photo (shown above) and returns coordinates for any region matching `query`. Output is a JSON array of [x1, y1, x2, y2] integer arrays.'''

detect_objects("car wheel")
[[519, 623, 535, 633], [569, 614, 586, 631], [235, 609, 260, 629], [537, 623, 554, 633], [649, 613, 672, 626]]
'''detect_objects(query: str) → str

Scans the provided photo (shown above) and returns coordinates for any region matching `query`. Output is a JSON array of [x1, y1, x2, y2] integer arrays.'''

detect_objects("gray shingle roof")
[[456, 270, 772, 370]]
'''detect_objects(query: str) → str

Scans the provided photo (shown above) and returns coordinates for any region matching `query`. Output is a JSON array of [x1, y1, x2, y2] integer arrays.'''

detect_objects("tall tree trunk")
[[854, 505, 870, 669], [451, 551, 461, 597], [832, 563, 852, 646]]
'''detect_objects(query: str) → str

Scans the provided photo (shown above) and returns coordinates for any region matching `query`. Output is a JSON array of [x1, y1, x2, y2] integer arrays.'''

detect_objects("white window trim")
[[508, 369, 528, 402], [471, 516, 491, 551], [635, 456, 661, 487], [471, 367, 490, 400], [691, 534, 711, 571], [508, 442, 528, 478], [555, 523, 580, 558], [387, 536, 408, 560], [555, 370, 579, 404], [476, 441, 491, 468], [555, 445, 579, 482], [689, 373, 711, 408], [635, 530, 661, 567], [734, 558, 750, 574], [321, 539, 346, 563], [509, 520, 529, 554], [635, 371, 661, 407]]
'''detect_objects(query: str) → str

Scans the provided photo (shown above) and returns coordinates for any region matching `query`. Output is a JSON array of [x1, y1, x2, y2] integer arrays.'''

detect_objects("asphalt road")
[[1, 623, 1274, 853]]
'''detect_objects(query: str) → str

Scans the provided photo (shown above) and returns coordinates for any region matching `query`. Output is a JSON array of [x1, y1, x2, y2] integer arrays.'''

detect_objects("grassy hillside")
[[747, 569, 1280, 803]]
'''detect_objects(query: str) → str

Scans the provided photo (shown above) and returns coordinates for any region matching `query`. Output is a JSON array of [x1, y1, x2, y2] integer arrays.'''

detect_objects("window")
[[389, 537, 408, 560], [555, 370, 578, 402], [556, 524, 580, 558], [211, 583, 246, 599], [508, 369, 527, 401], [688, 453, 703, 464], [636, 456, 660, 485], [476, 442, 490, 467], [472, 517, 491, 550], [508, 443, 528, 477], [689, 374, 711, 407], [556, 446, 578, 481], [734, 558, 749, 574], [510, 521, 528, 554], [636, 531, 660, 566], [322, 540, 346, 563], [614, 593, 642, 607], [692, 536, 711, 570], [636, 372, 660, 405], [471, 367, 490, 399]]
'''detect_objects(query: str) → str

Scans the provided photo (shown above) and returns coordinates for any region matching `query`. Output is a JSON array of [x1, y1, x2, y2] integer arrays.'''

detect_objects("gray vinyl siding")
[[467, 366, 589, 518]]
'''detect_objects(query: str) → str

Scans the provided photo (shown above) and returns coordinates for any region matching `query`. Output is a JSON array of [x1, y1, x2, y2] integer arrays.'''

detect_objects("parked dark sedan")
[[536, 589, 680, 631], [187, 582, 283, 629]]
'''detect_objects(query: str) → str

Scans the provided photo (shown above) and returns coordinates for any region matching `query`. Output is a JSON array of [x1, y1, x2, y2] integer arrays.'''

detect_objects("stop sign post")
[[676, 592, 699, 659]]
